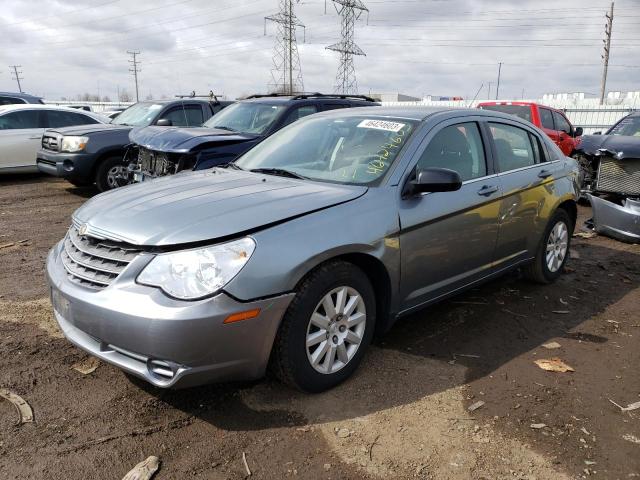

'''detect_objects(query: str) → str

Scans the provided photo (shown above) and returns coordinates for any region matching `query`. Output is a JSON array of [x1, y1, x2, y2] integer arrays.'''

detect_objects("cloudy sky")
[[1, 0, 639, 101]]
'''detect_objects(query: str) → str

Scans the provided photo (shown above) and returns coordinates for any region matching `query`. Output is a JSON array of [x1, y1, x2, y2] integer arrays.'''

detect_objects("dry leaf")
[[542, 342, 562, 350], [122, 456, 160, 480], [534, 358, 575, 373], [72, 357, 100, 375], [530, 423, 547, 429]]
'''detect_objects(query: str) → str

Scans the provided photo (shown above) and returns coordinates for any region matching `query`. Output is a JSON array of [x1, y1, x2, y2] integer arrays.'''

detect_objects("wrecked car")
[[128, 93, 378, 182], [46, 107, 579, 392], [574, 112, 640, 242]]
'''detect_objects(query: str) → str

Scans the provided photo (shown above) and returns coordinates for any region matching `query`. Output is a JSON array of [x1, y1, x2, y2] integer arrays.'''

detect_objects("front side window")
[[417, 122, 487, 182], [552, 112, 571, 134], [235, 116, 418, 185], [0, 110, 45, 129], [0, 96, 25, 106], [163, 106, 204, 127], [46, 110, 98, 128], [111, 103, 165, 127], [539, 108, 555, 130], [203, 102, 287, 134], [607, 115, 640, 137], [490, 122, 538, 172], [282, 105, 318, 127]]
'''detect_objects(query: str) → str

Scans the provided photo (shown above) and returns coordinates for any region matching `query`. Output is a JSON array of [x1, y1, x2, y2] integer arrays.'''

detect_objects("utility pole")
[[326, 0, 368, 95], [9, 65, 24, 92], [265, 0, 305, 94], [127, 50, 141, 102], [495, 62, 503, 100], [599, 2, 614, 105], [487, 82, 491, 99]]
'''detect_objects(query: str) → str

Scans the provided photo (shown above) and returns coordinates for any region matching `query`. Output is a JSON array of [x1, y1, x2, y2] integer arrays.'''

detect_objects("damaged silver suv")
[[46, 107, 580, 392]]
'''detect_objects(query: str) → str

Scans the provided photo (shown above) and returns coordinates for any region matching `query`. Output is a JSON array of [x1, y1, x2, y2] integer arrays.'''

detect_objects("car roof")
[[478, 101, 565, 113], [0, 103, 109, 121], [0, 91, 43, 101], [240, 93, 377, 105]]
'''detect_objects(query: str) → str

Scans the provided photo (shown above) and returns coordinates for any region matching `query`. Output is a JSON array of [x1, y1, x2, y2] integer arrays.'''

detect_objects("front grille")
[[42, 133, 60, 152], [596, 157, 640, 195], [61, 226, 142, 289], [138, 148, 177, 177]]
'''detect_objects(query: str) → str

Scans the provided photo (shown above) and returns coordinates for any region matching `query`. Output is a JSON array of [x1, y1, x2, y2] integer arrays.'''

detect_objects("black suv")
[[129, 93, 379, 182], [36, 98, 233, 191]]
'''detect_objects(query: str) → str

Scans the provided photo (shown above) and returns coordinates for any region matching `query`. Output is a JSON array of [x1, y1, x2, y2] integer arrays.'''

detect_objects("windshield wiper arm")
[[213, 125, 237, 132], [250, 168, 307, 180], [220, 162, 243, 170]]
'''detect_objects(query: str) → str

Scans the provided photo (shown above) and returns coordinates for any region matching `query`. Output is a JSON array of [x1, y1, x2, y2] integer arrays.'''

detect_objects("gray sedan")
[[46, 107, 580, 392]]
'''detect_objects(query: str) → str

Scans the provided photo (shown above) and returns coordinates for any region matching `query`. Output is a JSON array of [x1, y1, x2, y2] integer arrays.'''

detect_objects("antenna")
[[325, 0, 368, 95], [127, 50, 141, 102], [265, 0, 305, 95], [10, 65, 24, 93]]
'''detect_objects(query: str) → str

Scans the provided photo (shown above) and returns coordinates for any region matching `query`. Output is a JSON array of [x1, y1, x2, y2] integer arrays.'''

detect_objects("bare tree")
[[119, 89, 132, 102]]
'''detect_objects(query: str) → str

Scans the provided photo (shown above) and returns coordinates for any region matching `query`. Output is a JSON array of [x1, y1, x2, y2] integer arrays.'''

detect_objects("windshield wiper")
[[220, 162, 243, 170], [250, 168, 307, 180], [212, 125, 237, 132]]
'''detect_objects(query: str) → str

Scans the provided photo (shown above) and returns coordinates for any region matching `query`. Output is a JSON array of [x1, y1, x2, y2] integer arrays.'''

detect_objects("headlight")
[[60, 136, 89, 152], [137, 237, 256, 300]]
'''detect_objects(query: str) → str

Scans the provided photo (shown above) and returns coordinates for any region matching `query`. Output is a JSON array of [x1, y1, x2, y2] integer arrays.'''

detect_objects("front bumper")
[[46, 241, 294, 388], [36, 149, 93, 180], [589, 194, 640, 243]]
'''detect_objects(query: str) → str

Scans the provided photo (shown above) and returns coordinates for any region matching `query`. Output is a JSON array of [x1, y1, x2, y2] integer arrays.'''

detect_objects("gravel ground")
[[1, 175, 639, 480]]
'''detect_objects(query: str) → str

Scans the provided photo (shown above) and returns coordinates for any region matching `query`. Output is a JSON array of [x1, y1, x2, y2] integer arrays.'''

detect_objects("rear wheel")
[[271, 261, 375, 392], [95, 156, 129, 192], [524, 209, 573, 283]]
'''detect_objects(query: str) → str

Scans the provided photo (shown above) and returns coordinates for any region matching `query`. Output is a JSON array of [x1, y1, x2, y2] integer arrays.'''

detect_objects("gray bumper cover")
[[589, 194, 640, 243]]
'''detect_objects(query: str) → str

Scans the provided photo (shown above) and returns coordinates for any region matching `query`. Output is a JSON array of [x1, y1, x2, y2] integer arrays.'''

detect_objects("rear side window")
[[539, 108, 555, 130], [417, 122, 487, 181], [46, 110, 98, 127], [0, 110, 46, 129], [163, 105, 204, 127], [552, 112, 571, 134], [489, 122, 538, 172]]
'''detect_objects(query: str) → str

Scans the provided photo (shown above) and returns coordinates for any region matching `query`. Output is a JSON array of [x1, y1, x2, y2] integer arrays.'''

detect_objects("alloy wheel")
[[305, 286, 367, 374], [546, 221, 569, 273]]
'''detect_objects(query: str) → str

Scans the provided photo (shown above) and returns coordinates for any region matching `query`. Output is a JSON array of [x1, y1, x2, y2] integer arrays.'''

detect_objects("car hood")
[[576, 134, 640, 160], [129, 126, 260, 153], [73, 169, 368, 246], [46, 123, 131, 136]]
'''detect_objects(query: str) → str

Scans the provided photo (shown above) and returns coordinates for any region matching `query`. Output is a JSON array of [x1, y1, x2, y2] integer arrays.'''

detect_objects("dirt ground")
[[1, 174, 639, 480]]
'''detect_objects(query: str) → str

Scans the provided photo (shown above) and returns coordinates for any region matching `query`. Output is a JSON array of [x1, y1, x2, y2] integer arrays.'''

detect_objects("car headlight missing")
[[137, 237, 256, 300], [60, 136, 89, 153]]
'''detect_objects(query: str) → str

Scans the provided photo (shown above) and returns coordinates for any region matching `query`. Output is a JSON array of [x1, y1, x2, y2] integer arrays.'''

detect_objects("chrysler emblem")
[[78, 224, 89, 236]]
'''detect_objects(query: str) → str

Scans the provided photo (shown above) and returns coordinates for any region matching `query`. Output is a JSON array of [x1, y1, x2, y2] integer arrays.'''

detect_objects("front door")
[[398, 119, 501, 311], [0, 110, 46, 169]]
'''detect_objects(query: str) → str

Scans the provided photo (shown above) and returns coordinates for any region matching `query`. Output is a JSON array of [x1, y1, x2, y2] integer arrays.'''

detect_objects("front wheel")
[[524, 209, 573, 284], [95, 156, 130, 192], [271, 261, 375, 392]]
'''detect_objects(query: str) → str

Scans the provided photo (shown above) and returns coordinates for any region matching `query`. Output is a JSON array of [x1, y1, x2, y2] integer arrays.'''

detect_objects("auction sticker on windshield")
[[358, 119, 406, 132]]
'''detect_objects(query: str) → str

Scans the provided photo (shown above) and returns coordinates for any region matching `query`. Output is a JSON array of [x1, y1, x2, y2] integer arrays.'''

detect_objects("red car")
[[478, 102, 582, 156]]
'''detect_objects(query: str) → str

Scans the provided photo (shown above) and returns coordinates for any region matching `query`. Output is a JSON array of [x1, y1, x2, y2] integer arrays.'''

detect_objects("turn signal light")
[[224, 308, 261, 324]]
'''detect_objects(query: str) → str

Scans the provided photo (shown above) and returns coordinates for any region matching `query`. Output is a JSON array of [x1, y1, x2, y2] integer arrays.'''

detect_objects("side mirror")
[[593, 131, 602, 135], [406, 167, 462, 196], [155, 118, 172, 127], [573, 127, 583, 137]]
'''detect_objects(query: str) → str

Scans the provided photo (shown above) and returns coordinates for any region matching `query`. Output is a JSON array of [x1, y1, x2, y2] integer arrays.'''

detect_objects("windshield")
[[479, 104, 532, 122], [235, 115, 418, 185], [111, 102, 163, 127], [607, 115, 640, 137], [202, 102, 286, 134]]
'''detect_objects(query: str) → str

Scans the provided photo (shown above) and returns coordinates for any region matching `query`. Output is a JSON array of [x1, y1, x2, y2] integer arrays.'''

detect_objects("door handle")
[[538, 169, 552, 179], [477, 185, 498, 197]]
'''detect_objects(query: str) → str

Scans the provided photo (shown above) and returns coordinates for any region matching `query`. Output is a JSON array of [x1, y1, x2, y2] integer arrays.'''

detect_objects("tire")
[[95, 156, 129, 192], [271, 261, 376, 393], [523, 209, 573, 284]]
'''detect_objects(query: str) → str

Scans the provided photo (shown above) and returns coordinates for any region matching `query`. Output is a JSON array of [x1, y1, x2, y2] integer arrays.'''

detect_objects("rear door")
[[398, 118, 501, 310], [0, 109, 47, 168], [489, 120, 563, 267]]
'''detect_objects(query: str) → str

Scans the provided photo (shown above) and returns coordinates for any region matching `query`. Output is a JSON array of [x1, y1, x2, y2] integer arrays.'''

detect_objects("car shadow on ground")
[[132, 242, 638, 431], [0, 172, 96, 198]]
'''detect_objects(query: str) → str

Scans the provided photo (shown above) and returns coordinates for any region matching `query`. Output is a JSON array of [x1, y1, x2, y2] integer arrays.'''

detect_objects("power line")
[[265, 0, 305, 94], [600, 2, 615, 104], [9, 65, 24, 92], [326, 0, 369, 95], [127, 50, 141, 102]]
